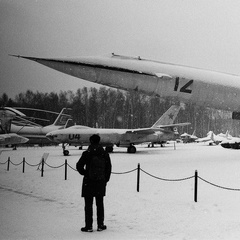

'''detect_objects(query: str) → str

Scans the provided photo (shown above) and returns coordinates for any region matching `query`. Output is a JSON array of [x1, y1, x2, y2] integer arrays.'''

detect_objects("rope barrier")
[[9, 160, 23, 166], [25, 162, 41, 167], [44, 161, 65, 169], [67, 163, 78, 171], [140, 168, 194, 182], [198, 176, 240, 191], [2, 159, 240, 194], [0, 160, 9, 165], [112, 168, 138, 175]]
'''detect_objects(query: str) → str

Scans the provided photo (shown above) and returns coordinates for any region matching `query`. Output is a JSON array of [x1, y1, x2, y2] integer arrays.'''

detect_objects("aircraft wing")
[[126, 128, 159, 135], [126, 122, 190, 135], [196, 137, 212, 143], [157, 122, 191, 128]]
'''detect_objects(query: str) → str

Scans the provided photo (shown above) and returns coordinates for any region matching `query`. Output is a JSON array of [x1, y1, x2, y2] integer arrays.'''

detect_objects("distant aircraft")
[[0, 133, 29, 149], [221, 136, 240, 149], [0, 107, 21, 134], [196, 130, 231, 145], [11, 53, 240, 120], [0, 107, 72, 145], [195, 131, 214, 144], [46, 105, 190, 155], [181, 130, 198, 143]]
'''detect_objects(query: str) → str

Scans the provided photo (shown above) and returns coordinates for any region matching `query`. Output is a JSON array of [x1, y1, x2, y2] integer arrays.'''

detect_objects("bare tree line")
[[1, 87, 240, 137]]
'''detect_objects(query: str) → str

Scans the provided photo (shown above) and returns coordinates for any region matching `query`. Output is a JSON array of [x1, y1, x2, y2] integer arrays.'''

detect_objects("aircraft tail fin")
[[209, 131, 215, 141], [151, 105, 182, 128], [226, 130, 229, 138]]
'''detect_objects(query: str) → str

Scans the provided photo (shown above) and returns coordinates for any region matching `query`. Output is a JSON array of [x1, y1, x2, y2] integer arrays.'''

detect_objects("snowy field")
[[1, 143, 240, 240]]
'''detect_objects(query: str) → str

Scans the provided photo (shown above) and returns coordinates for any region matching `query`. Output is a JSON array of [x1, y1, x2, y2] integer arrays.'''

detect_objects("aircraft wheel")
[[79, 146, 83, 150], [105, 146, 113, 153], [127, 145, 136, 153], [63, 150, 69, 156]]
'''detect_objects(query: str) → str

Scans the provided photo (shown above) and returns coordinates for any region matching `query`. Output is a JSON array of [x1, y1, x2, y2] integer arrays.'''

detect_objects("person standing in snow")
[[76, 134, 112, 232]]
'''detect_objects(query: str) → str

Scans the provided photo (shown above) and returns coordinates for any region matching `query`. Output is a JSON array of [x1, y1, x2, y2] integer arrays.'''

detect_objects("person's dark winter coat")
[[76, 144, 112, 197]]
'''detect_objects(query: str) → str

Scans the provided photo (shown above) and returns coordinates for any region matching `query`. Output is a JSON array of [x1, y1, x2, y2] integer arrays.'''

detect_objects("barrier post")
[[7, 157, 10, 171], [22, 157, 25, 173], [65, 159, 67, 180], [41, 158, 44, 177], [137, 163, 140, 192], [194, 170, 198, 202]]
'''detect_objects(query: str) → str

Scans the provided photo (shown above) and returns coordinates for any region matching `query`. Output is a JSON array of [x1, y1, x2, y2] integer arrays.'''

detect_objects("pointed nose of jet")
[[46, 132, 54, 141], [20, 136, 29, 144], [46, 132, 57, 142]]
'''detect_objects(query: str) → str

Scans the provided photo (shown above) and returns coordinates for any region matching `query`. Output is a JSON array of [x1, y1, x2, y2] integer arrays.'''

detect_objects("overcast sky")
[[1, 0, 240, 98]]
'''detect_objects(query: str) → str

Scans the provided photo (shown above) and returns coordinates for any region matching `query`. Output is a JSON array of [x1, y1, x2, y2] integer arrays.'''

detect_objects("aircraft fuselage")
[[14, 54, 240, 117], [47, 127, 175, 148], [0, 133, 29, 146]]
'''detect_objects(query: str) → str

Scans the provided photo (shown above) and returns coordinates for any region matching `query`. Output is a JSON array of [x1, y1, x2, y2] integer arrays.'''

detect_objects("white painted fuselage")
[[14, 54, 240, 116], [46, 126, 175, 147]]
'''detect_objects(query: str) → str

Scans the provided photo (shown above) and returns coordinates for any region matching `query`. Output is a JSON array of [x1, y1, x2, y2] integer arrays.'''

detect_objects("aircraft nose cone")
[[21, 137, 29, 144], [46, 133, 54, 141]]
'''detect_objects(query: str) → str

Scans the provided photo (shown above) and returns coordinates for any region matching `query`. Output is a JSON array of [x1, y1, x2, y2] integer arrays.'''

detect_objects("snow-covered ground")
[[1, 143, 240, 240]]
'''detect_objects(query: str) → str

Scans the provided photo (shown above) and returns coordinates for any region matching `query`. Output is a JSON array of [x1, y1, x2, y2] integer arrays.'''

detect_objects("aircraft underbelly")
[[186, 81, 240, 111], [97, 133, 119, 145], [67, 63, 240, 111], [119, 133, 172, 145], [130, 132, 175, 144], [96, 69, 159, 95]]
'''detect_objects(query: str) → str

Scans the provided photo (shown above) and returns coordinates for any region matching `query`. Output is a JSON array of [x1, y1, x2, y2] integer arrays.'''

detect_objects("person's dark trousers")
[[84, 195, 104, 228]]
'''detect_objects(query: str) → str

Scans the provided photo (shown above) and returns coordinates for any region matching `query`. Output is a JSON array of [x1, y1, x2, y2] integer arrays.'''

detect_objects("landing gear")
[[127, 145, 136, 153], [62, 143, 69, 156], [148, 143, 154, 148], [63, 149, 69, 156], [105, 146, 113, 153]]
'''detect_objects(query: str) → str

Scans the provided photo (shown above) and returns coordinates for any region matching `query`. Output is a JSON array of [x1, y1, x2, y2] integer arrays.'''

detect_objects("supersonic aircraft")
[[11, 53, 240, 120]]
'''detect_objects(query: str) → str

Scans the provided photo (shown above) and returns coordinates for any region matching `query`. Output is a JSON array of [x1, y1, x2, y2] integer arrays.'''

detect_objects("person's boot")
[[81, 226, 93, 232], [97, 225, 107, 231]]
